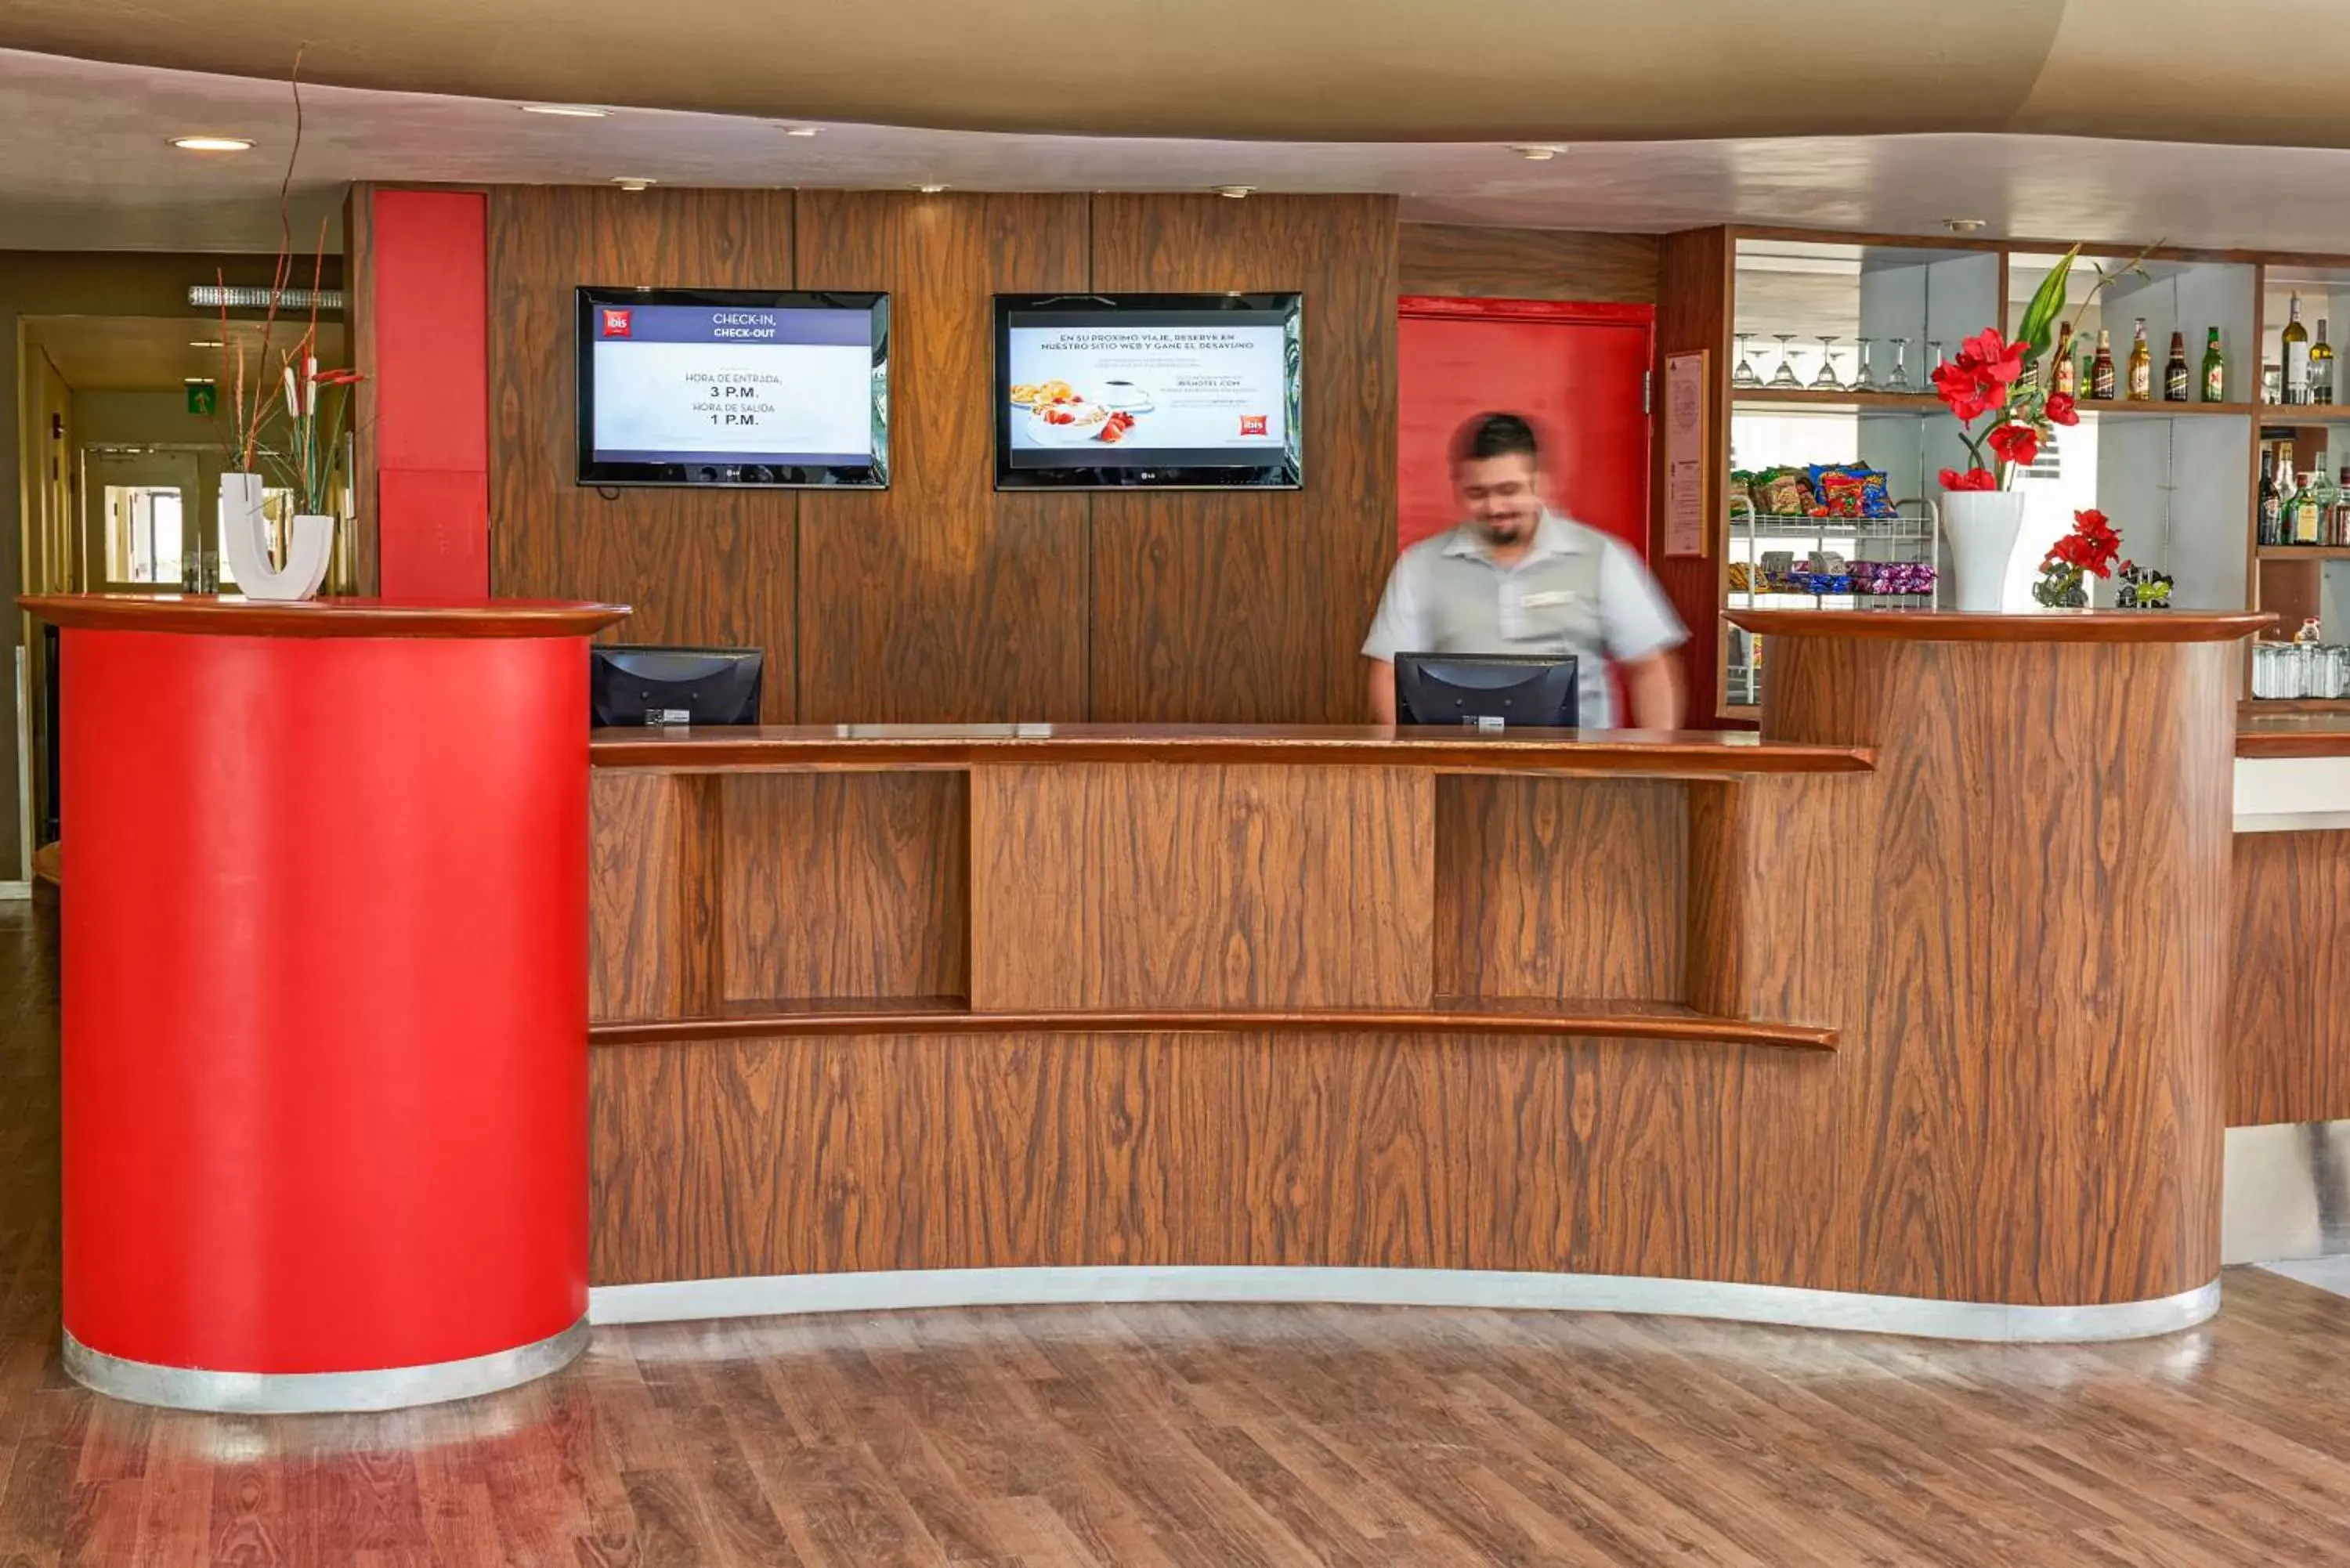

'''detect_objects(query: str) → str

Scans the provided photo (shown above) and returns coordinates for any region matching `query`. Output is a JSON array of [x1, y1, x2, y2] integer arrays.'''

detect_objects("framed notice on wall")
[[1663, 350, 1708, 558]]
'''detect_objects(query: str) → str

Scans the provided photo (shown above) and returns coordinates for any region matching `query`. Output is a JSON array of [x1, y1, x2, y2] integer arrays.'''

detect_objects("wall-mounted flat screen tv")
[[577, 287, 888, 488], [994, 293, 1301, 490]]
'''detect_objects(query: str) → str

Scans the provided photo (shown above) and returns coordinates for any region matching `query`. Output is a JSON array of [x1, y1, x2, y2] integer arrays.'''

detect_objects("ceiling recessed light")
[[918, 182, 949, 193], [521, 103, 611, 117], [612, 177, 655, 191], [1944, 217, 1987, 233], [1509, 145, 1564, 161], [170, 135, 253, 153], [781, 125, 820, 137], [1217, 185, 1254, 199]]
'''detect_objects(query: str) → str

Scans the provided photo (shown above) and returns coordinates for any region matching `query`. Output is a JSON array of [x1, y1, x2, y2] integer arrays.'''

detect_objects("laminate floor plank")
[[2, 902, 2350, 1564]]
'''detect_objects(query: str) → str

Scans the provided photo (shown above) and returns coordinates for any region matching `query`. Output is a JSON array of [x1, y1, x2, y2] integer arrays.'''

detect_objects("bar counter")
[[584, 609, 2267, 1340]]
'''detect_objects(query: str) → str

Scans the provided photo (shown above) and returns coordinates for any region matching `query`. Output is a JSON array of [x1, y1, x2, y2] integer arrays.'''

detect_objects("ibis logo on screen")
[[1240, 414, 1268, 436], [598, 307, 633, 338]]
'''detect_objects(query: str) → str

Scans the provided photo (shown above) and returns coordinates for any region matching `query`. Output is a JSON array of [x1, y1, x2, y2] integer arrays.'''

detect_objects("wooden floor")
[[5, 904, 2350, 1564]]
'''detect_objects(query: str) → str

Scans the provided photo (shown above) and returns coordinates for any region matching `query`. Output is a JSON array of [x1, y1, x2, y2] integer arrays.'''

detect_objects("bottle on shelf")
[[2332, 464, 2350, 547], [2052, 322, 2077, 397], [2295, 471, 2326, 546], [2316, 319, 2336, 405], [2201, 327, 2226, 403], [2261, 456, 2286, 546], [2164, 330, 2189, 402], [2283, 293, 2312, 404], [2309, 461, 2339, 543], [2126, 318, 2152, 400], [2091, 329, 2117, 400]]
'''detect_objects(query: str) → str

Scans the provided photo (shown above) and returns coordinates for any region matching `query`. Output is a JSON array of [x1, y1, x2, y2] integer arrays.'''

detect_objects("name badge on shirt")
[[1501, 587, 1576, 640]]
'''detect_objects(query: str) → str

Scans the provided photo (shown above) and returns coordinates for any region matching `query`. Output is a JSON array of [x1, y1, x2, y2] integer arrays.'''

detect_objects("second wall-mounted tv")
[[994, 293, 1302, 490], [577, 287, 889, 489]]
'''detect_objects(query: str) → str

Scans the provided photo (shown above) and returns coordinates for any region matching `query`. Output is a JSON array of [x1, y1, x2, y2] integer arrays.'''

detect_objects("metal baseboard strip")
[[590, 1267, 2220, 1345], [62, 1318, 590, 1414]]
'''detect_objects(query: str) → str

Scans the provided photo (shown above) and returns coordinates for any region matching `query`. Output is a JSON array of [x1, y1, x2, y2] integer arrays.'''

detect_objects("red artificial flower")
[[2044, 391, 2078, 427], [2051, 508, 2123, 577], [1932, 327, 2030, 423], [1938, 466, 1998, 493], [1987, 422, 2041, 469]]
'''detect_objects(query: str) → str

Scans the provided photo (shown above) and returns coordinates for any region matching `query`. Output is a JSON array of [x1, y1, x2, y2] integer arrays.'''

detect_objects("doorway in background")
[[1397, 298, 1656, 555]]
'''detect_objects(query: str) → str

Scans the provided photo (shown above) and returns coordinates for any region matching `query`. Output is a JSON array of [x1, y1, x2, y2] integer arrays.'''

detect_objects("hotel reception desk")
[[584, 609, 2267, 1342]]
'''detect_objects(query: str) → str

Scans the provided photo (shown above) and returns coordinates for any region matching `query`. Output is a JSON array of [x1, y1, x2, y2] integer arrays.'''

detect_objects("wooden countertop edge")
[[589, 735, 1878, 775], [1727, 609, 2275, 643], [2238, 732, 2350, 758], [17, 594, 631, 638], [588, 1006, 1839, 1051]]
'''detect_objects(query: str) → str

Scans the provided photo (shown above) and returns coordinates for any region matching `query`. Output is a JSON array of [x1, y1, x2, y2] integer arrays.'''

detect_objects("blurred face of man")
[[1453, 451, 1545, 550]]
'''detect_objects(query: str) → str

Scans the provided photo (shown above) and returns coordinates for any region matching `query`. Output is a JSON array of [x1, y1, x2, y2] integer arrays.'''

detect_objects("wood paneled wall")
[[482, 187, 1398, 724], [1398, 223, 1660, 305]]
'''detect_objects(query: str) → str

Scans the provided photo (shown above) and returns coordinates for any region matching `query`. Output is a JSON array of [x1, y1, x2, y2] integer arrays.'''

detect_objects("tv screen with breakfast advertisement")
[[576, 287, 888, 488], [993, 293, 1302, 489]]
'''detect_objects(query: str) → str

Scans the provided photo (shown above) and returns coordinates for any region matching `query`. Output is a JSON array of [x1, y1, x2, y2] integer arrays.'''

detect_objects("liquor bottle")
[[2200, 327, 2226, 403], [2315, 319, 2335, 405], [2126, 319, 2152, 400], [2164, 330, 2189, 401], [2309, 460, 2338, 541], [2295, 471, 2326, 546], [2091, 329, 2117, 400], [2283, 293, 2311, 403], [2052, 322, 2077, 396], [2332, 464, 2350, 547], [2260, 455, 2283, 546]]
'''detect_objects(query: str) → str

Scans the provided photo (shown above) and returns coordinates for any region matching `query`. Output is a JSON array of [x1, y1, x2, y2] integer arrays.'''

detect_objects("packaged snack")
[[1758, 468, 1811, 516], [1807, 464, 1896, 518], [1727, 560, 1753, 593]]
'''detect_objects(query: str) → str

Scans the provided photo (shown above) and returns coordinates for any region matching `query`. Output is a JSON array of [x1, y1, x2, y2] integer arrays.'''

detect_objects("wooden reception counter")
[[584, 609, 2266, 1340]]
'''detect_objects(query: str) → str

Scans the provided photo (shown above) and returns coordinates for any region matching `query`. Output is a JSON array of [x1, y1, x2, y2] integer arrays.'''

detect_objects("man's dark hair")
[[1450, 411, 1541, 466]]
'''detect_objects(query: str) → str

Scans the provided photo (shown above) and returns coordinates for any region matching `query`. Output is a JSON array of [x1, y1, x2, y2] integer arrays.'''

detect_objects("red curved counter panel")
[[22, 594, 627, 1412]]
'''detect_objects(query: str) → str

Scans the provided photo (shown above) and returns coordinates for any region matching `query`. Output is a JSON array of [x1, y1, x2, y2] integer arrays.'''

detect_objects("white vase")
[[218, 472, 334, 602], [1940, 488, 2026, 613]]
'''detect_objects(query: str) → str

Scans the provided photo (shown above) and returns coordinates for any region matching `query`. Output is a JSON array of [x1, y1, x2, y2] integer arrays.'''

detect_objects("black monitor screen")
[[577, 287, 888, 489], [1394, 652, 1579, 728], [994, 293, 1302, 490], [591, 646, 764, 728]]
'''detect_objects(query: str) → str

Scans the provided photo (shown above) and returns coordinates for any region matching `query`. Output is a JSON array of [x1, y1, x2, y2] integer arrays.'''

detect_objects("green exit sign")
[[186, 381, 217, 416]]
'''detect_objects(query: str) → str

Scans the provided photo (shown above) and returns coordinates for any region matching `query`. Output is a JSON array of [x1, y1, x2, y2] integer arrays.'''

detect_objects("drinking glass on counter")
[[2253, 640, 2350, 700]]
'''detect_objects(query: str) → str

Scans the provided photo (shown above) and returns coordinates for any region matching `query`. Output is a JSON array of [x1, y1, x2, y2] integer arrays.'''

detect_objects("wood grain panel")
[[587, 1028, 1834, 1287], [967, 761, 1433, 1011], [1767, 634, 2235, 1306], [1398, 223, 1659, 304], [720, 771, 968, 1004], [1087, 194, 1400, 724], [485, 186, 800, 717], [794, 193, 1091, 723], [1433, 776, 1685, 1003], [2230, 830, 2350, 1125], [589, 771, 724, 1023], [1650, 227, 1732, 721]]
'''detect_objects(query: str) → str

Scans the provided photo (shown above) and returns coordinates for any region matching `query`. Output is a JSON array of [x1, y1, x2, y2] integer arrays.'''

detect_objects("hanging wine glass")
[[1812, 334, 1845, 391], [1731, 332, 1761, 389], [1928, 339, 1947, 375], [1769, 333, 1802, 388], [1885, 337, 1913, 392], [1853, 337, 1878, 392]]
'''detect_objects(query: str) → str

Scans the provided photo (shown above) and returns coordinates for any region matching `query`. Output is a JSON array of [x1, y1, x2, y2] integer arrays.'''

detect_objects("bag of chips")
[[1807, 464, 1896, 518]]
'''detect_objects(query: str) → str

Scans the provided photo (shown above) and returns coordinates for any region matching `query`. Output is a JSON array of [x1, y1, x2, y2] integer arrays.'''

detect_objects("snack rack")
[[1724, 496, 1943, 708]]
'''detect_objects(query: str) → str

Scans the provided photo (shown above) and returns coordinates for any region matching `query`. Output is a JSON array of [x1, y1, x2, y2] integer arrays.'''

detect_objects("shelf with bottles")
[[2259, 271, 2350, 411], [2010, 251, 2257, 410]]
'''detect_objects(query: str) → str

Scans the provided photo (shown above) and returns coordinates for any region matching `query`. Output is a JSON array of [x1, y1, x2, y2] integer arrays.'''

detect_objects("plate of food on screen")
[[1018, 385, 1144, 445]]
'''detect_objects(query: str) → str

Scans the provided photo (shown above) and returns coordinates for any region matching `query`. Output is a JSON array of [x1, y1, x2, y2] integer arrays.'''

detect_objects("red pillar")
[[371, 190, 491, 600]]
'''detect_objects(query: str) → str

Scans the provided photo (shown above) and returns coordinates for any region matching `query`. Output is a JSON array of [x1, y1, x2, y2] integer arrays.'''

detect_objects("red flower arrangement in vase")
[[2031, 508, 2122, 607], [1928, 244, 2149, 611]]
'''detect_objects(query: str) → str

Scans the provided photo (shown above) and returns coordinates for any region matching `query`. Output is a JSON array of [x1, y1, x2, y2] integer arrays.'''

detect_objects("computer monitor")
[[1394, 652, 1579, 728], [590, 646, 764, 727]]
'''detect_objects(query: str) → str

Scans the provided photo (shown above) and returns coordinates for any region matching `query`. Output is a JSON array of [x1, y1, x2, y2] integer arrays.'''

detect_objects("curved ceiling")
[[0, 0, 2316, 147]]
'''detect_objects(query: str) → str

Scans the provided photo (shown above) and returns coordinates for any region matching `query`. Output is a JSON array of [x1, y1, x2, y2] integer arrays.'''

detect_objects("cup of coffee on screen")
[[1100, 380, 1154, 413]]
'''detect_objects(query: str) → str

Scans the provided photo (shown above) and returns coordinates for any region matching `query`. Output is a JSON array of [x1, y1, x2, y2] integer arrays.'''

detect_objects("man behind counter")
[[1363, 412, 1687, 730]]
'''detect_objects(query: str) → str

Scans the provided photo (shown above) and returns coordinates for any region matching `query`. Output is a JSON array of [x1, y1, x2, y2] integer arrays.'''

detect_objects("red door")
[[1397, 298, 1655, 556]]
